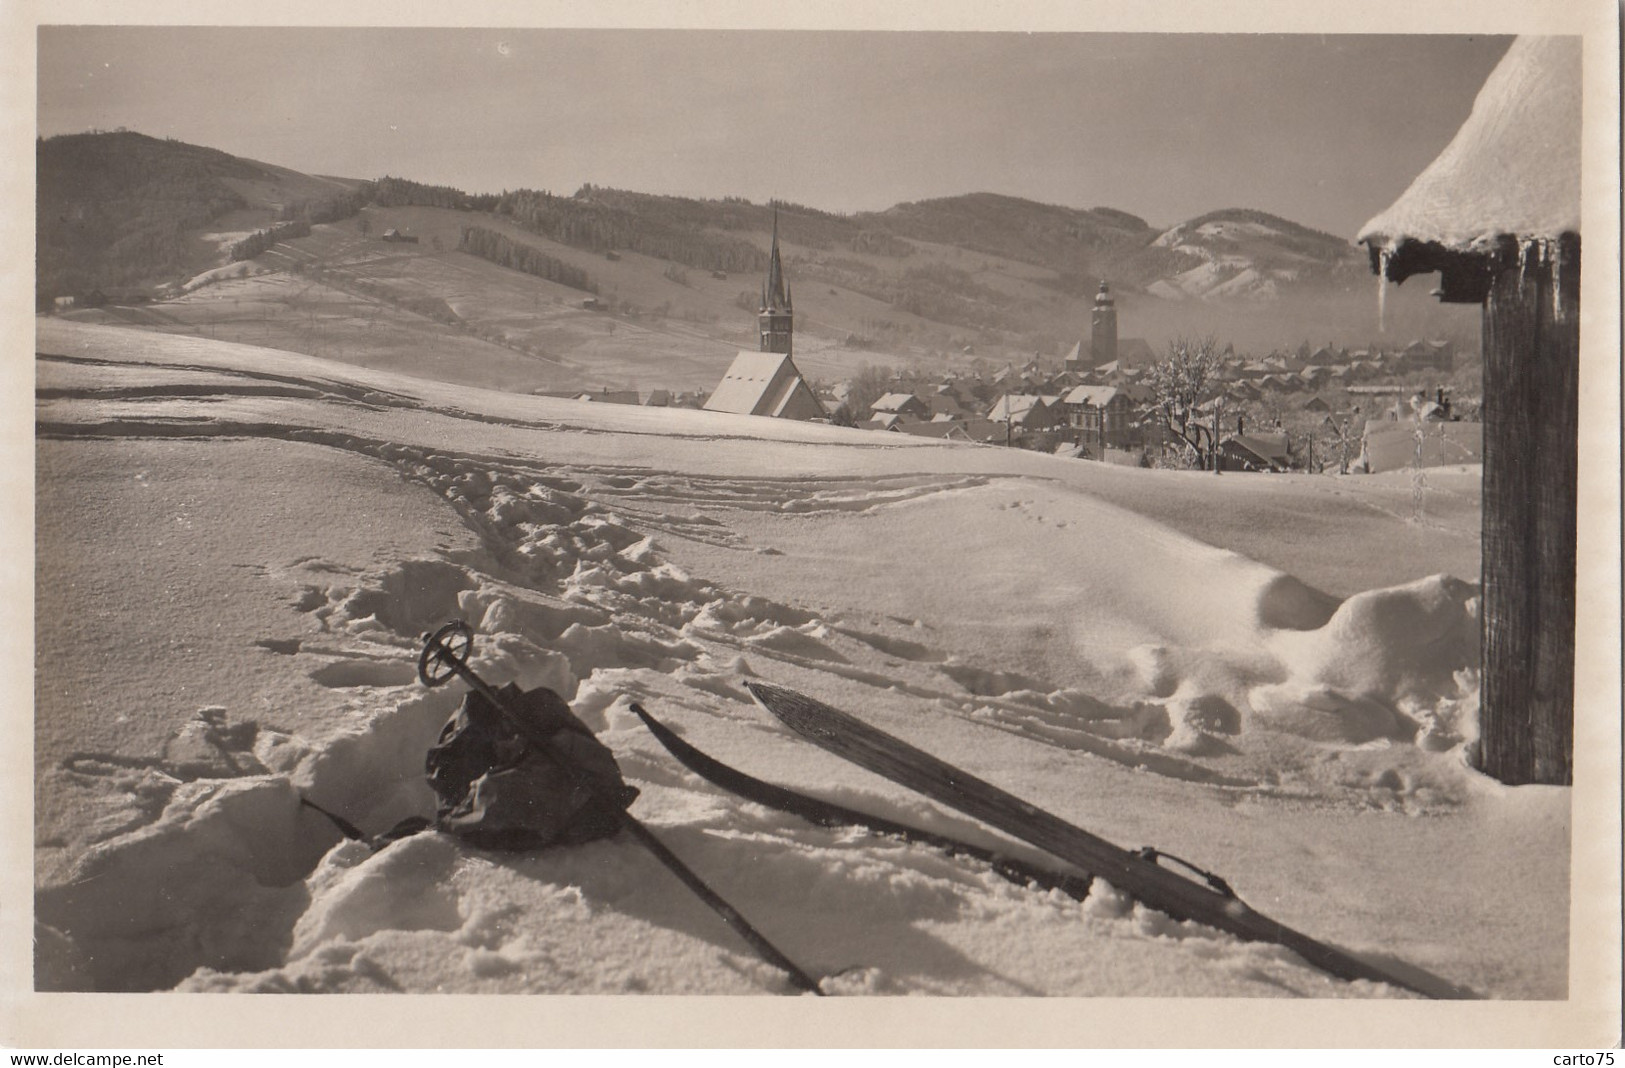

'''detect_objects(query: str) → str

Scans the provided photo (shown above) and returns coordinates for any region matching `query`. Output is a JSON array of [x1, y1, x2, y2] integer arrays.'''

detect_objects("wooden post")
[[1477, 236, 1579, 785]]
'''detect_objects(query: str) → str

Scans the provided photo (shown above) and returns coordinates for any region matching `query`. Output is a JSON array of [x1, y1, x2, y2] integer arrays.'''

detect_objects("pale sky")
[[36, 28, 1513, 238]]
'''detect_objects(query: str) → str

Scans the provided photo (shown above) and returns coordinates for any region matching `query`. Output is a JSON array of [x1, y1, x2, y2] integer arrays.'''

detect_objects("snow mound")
[[1253, 575, 1480, 743], [1114, 572, 1478, 749], [37, 777, 335, 991], [37, 320, 1569, 1003]]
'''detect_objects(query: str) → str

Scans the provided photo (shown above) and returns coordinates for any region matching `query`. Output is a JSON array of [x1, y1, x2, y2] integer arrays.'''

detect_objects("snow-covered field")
[[24, 319, 1594, 1029]]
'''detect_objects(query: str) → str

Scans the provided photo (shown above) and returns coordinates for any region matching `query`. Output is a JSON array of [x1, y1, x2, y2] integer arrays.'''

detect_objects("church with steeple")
[[703, 207, 825, 421], [1063, 280, 1155, 374]]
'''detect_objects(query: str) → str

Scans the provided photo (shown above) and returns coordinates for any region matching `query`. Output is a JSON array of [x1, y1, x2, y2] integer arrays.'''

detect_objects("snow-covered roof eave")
[[1356, 35, 1581, 302]]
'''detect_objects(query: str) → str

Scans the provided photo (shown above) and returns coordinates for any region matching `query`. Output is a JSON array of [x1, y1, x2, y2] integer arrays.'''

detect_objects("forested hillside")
[[37, 131, 366, 305], [37, 132, 256, 301]]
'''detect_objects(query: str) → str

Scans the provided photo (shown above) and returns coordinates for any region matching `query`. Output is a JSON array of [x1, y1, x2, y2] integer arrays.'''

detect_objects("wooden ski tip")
[[745, 680, 846, 738]]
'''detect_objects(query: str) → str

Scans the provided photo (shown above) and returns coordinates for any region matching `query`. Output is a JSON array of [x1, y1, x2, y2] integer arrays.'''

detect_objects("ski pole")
[[417, 620, 823, 995]]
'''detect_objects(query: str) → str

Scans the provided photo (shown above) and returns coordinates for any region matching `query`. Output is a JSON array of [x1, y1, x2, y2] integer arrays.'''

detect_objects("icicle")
[[1376, 248, 1390, 335], [1550, 240, 1566, 323]]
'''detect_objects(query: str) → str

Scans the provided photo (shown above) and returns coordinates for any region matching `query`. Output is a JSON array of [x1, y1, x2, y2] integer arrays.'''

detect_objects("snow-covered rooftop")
[[702, 350, 811, 417], [1358, 36, 1581, 263], [1061, 385, 1123, 407], [872, 391, 923, 413]]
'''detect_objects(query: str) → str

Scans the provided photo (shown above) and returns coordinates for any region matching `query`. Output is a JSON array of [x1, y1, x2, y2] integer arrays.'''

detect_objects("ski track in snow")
[[31, 323, 1550, 1000]]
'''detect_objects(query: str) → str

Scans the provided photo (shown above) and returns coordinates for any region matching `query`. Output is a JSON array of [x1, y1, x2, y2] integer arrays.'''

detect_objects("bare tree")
[[844, 364, 898, 423], [1144, 336, 1224, 467]]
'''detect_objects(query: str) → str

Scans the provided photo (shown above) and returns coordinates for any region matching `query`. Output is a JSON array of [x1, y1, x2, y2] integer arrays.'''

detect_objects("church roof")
[[705, 351, 795, 414], [704, 350, 822, 418], [1065, 337, 1157, 369], [1116, 338, 1158, 366]]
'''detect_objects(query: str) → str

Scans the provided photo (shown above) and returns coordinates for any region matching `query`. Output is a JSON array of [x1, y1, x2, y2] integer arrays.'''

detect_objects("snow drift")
[[32, 320, 1566, 1000]]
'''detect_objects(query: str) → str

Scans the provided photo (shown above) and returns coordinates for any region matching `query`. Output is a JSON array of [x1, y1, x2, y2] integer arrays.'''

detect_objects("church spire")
[[764, 204, 788, 311]]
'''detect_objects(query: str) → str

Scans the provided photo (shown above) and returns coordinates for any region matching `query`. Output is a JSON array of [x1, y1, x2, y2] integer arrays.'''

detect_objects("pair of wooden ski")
[[725, 680, 1444, 999]]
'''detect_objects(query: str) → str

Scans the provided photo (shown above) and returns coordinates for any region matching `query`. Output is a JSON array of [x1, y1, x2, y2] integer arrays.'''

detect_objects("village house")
[[893, 419, 1002, 443], [860, 412, 903, 431], [820, 381, 852, 411], [986, 394, 1062, 435], [1356, 419, 1484, 474], [870, 392, 931, 422], [574, 388, 641, 405], [1225, 380, 1263, 403], [927, 384, 974, 420], [1400, 339, 1455, 374], [1060, 384, 1140, 449], [1217, 432, 1292, 473]]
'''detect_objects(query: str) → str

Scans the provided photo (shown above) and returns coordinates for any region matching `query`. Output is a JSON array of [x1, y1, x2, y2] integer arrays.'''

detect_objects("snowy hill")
[[1148, 209, 1366, 302], [39, 132, 1478, 385], [33, 319, 1567, 1010]]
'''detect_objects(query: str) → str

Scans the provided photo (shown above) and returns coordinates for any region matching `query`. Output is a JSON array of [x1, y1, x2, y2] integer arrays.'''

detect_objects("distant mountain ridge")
[[37, 130, 1368, 309], [39, 130, 1476, 372]]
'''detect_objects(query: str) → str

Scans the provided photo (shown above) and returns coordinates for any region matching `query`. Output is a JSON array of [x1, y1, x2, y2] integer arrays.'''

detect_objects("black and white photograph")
[[7, 0, 1620, 1051]]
